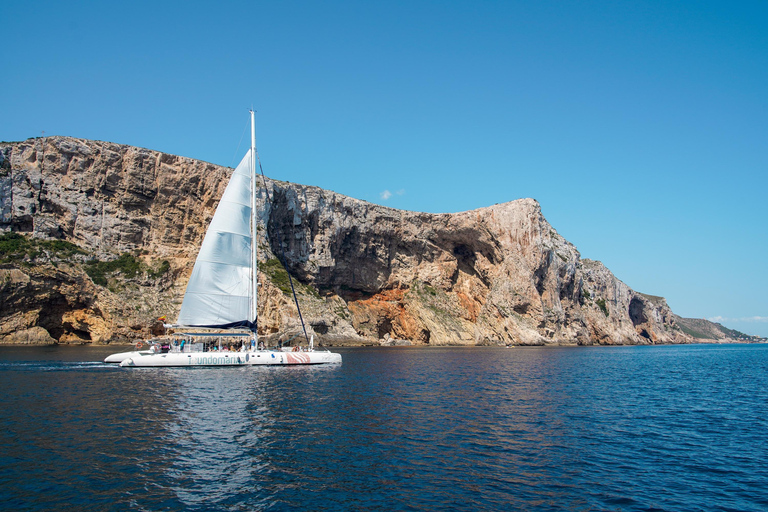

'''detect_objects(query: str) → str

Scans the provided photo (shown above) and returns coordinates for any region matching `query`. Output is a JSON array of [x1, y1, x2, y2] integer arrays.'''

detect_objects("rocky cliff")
[[0, 136, 702, 346]]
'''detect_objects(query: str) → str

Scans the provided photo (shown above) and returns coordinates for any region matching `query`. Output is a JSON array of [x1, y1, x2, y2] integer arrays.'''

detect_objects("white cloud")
[[708, 315, 768, 323], [379, 189, 404, 201]]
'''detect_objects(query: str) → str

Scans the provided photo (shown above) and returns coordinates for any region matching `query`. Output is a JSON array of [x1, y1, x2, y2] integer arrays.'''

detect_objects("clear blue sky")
[[3, 1, 767, 336]]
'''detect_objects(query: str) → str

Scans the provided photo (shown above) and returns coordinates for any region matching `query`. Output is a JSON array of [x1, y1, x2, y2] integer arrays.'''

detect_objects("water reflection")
[[151, 364, 347, 510], [155, 367, 263, 508], [1, 344, 767, 511]]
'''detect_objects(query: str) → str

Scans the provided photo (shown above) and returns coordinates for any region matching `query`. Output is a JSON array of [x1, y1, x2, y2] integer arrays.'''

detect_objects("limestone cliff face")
[[0, 136, 693, 345]]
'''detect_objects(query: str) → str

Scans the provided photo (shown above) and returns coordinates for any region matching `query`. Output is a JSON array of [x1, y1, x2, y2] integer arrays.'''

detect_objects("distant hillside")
[[674, 316, 762, 342]]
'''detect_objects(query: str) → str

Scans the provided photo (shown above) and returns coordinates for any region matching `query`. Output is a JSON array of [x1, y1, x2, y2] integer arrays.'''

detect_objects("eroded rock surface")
[[1, 137, 694, 345]]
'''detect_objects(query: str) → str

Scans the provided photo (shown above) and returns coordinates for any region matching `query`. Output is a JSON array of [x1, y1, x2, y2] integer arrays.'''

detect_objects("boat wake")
[[0, 361, 116, 371]]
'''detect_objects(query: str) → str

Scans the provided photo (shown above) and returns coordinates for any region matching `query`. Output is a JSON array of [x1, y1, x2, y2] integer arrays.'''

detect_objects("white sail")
[[108, 111, 342, 367], [176, 150, 255, 327]]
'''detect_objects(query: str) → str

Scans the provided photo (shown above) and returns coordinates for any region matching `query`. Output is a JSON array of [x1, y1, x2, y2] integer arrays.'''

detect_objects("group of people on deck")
[[203, 340, 250, 352], [184, 338, 314, 353]]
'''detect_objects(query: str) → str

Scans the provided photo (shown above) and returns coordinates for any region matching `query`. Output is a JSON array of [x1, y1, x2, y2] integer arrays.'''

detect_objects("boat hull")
[[249, 350, 342, 365], [119, 350, 341, 367], [104, 350, 154, 363]]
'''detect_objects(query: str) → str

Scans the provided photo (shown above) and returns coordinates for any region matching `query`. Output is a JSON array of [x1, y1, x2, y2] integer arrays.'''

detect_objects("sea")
[[0, 343, 766, 512]]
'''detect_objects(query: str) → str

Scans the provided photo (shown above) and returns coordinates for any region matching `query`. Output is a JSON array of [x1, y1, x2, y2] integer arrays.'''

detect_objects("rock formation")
[[0, 136, 711, 345]]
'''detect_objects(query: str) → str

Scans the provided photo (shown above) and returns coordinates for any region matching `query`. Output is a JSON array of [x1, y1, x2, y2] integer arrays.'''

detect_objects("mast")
[[250, 109, 258, 344]]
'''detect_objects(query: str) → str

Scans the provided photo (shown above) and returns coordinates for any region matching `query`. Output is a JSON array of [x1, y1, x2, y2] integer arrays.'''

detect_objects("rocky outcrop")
[[263, 184, 691, 346], [0, 137, 700, 345]]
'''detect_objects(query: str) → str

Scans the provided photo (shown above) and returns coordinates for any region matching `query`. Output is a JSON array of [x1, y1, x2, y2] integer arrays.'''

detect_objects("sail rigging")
[[254, 145, 311, 344]]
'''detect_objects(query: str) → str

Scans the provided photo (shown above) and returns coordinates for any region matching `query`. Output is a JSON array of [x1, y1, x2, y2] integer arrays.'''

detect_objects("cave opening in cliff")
[[453, 244, 477, 273], [628, 297, 648, 326], [513, 302, 529, 314], [533, 262, 547, 295], [12, 216, 34, 232], [63, 325, 92, 341], [36, 296, 69, 340], [452, 243, 490, 286], [377, 318, 393, 339], [311, 322, 329, 335]]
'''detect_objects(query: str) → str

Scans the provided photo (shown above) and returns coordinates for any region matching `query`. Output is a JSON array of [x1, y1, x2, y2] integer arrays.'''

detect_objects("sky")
[[2, 0, 767, 336]]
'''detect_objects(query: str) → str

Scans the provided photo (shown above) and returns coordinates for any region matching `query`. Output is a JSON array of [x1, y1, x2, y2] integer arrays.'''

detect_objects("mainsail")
[[176, 149, 256, 330]]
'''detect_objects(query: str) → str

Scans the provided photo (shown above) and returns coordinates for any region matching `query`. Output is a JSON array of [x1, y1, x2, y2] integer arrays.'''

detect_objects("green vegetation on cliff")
[[149, 259, 171, 278], [85, 253, 170, 287], [262, 258, 292, 294], [261, 258, 319, 297], [85, 253, 142, 286], [1, 231, 171, 296], [596, 298, 609, 317], [0, 232, 85, 265]]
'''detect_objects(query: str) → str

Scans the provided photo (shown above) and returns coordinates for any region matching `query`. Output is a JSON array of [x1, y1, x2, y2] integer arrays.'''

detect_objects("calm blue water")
[[0, 344, 767, 511]]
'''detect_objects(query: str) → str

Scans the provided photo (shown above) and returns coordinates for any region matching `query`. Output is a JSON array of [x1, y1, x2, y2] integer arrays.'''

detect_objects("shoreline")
[[1, 338, 764, 348]]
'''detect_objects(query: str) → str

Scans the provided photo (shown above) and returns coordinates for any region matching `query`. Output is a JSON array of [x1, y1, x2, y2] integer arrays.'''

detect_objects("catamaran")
[[107, 111, 341, 367]]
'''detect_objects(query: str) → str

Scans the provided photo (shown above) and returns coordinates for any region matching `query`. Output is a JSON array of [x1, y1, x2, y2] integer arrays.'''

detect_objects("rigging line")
[[281, 331, 303, 345], [254, 148, 311, 346], [230, 117, 250, 169]]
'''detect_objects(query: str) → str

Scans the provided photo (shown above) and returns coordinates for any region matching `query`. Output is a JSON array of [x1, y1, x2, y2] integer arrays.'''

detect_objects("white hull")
[[119, 350, 342, 367], [104, 350, 154, 363]]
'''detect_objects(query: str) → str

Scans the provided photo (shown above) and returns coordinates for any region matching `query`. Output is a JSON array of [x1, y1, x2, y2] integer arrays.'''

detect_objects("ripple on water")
[[1, 344, 767, 511]]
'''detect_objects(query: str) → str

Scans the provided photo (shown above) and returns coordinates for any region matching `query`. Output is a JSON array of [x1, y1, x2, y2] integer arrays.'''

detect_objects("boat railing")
[[169, 342, 204, 354]]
